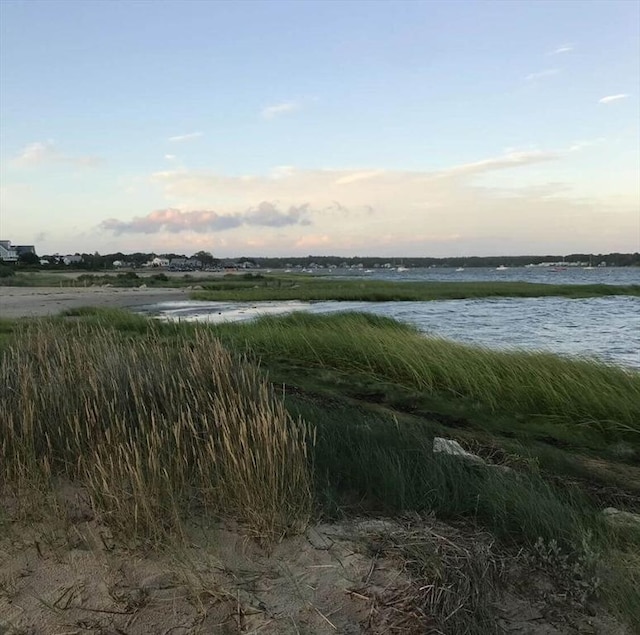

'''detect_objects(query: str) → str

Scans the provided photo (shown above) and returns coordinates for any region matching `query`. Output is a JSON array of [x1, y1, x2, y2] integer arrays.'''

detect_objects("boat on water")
[[455, 267, 465, 272], [396, 266, 409, 272], [496, 265, 508, 271]]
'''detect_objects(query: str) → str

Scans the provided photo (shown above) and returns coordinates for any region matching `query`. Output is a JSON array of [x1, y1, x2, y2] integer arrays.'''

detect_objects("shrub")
[[0, 264, 15, 278]]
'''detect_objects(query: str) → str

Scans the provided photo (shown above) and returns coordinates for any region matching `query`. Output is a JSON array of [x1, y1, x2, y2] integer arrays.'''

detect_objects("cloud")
[[335, 170, 384, 185], [550, 44, 573, 55], [101, 202, 313, 235], [431, 150, 558, 179], [168, 132, 203, 142], [598, 94, 629, 104], [11, 141, 103, 168], [261, 101, 300, 119], [567, 137, 606, 152], [245, 201, 312, 227], [164, 154, 177, 160], [525, 68, 560, 81], [146, 147, 576, 211]]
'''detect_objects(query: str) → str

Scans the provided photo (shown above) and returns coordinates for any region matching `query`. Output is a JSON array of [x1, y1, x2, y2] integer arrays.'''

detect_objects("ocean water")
[[141, 268, 640, 369], [315, 265, 640, 286]]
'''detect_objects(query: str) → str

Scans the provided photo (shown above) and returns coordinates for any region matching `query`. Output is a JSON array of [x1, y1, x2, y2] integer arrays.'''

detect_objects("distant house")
[[151, 257, 170, 268], [0, 241, 37, 262], [0, 240, 18, 262], [63, 254, 83, 265]]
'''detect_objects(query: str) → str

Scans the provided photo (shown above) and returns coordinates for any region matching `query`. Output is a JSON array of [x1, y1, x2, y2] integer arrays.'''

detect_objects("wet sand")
[[0, 286, 190, 319]]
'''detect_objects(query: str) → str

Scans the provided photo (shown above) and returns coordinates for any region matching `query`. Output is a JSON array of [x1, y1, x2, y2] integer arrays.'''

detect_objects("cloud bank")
[[91, 143, 639, 257]]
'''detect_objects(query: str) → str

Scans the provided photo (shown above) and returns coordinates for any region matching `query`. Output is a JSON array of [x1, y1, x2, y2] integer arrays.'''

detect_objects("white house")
[[0, 240, 18, 262]]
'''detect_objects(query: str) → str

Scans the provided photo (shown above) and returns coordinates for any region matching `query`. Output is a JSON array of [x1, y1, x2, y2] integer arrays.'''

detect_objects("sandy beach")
[[0, 286, 190, 319]]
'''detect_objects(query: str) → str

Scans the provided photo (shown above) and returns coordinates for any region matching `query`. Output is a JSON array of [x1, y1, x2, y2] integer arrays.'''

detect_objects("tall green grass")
[[287, 396, 602, 548], [213, 313, 640, 438], [0, 322, 313, 541]]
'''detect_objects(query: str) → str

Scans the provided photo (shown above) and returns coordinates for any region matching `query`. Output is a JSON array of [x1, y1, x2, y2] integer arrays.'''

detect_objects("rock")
[[193, 285, 203, 290], [433, 437, 485, 464], [306, 526, 333, 550], [602, 507, 640, 529], [138, 283, 147, 289]]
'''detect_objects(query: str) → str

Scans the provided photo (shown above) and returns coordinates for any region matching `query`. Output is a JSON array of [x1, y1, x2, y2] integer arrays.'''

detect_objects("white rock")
[[602, 507, 640, 529], [433, 437, 485, 464]]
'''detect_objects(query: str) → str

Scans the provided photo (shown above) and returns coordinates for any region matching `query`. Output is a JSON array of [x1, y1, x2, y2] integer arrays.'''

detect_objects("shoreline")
[[0, 286, 190, 319]]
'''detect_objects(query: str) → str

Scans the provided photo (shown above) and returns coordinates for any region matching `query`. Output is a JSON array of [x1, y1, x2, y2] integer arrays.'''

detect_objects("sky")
[[0, 0, 639, 258]]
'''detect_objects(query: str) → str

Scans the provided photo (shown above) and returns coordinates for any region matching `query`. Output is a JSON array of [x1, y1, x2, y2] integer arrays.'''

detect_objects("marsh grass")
[[0, 322, 313, 541], [193, 275, 640, 301], [213, 313, 640, 438]]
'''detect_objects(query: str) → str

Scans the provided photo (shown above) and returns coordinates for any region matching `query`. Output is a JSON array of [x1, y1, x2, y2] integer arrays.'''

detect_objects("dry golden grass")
[[0, 322, 313, 542]]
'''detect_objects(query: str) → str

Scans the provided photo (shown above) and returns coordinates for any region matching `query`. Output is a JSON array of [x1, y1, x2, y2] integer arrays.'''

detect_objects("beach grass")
[[0, 321, 313, 542]]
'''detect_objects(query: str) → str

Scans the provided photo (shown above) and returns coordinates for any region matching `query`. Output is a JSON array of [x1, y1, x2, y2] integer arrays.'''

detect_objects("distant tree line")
[[251, 253, 640, 269], [4, 250, 639, 271]]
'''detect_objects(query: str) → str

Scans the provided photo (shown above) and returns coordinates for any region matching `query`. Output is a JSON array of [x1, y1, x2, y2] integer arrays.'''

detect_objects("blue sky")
[[1, 0, 638, 256]]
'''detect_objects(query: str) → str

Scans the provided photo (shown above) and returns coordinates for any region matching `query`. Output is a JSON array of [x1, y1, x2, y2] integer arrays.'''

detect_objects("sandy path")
[[0, 286, 190, 319]]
